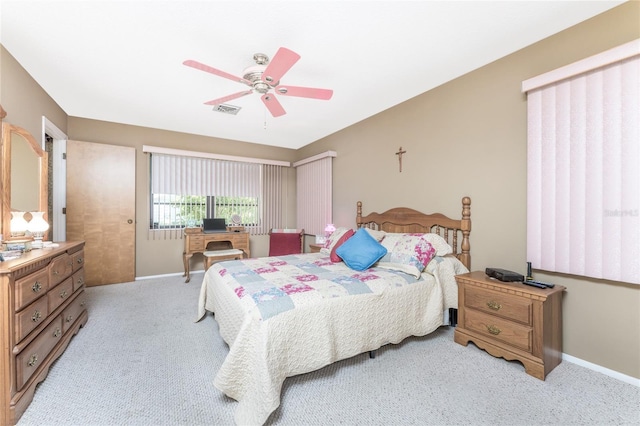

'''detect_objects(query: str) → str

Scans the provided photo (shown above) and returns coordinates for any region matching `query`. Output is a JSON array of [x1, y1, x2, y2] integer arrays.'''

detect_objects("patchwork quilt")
[[216, 254, 421, 321], [197, 252, 466, 425]]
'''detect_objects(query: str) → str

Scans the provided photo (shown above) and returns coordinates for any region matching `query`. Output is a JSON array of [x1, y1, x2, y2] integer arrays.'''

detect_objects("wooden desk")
[[183, 229, 250, 283]]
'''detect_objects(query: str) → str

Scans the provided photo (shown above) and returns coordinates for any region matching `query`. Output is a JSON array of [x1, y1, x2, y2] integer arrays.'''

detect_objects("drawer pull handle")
[[31, 310, 42, 322], [77, 257, 84, 264], [53, 328, 61, 338], [77, 277, 84, 285], [487, 325, 501, 335], [66, 315, 74, 323], [60, 290, 68, 298], [53, 270, 59, 276], [32, 281, 42, 293], [28, 354, 38, 367], [486, 301, 501, 311]]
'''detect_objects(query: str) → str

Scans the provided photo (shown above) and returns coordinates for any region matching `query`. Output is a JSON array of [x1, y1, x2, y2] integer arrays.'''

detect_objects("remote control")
[[522, 280, 546, 289], [524, 279, 555, 288]]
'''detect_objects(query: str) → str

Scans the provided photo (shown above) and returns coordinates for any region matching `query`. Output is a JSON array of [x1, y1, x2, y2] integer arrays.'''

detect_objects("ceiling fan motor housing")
[[243, 64, 278, 93]]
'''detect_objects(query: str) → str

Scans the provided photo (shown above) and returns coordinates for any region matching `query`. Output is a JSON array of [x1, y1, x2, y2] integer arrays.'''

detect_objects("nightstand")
[[309, 243, 323, 253], [454, 271, 565, 380]]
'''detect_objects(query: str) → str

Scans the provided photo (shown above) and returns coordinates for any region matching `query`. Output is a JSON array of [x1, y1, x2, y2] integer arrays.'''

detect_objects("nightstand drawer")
[[464, 309, 532, 352], [465, 285, 532, 325]]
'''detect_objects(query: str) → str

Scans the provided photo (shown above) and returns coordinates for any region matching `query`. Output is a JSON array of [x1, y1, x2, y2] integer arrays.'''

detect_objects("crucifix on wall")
[[395, 146, 407, 172]]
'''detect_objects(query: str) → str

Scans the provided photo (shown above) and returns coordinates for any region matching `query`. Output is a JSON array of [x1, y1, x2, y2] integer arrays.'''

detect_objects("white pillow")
[[380, 232, 452, 257]]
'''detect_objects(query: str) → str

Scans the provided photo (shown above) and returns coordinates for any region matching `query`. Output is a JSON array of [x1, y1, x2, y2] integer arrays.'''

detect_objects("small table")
[[454, 271, 565, 380], [182, 228, 250, 283], [309, 243, 323, 253]]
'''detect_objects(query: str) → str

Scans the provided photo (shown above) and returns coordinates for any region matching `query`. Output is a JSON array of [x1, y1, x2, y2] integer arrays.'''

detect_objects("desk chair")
[[268, 229, 304, 256]]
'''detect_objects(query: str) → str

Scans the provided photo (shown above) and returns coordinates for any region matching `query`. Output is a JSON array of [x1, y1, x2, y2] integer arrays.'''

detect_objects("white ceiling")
[[0, 1, 624, 149]]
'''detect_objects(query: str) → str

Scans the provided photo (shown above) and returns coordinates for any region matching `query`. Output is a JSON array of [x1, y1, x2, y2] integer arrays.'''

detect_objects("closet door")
[[66, 140, 135, 286]]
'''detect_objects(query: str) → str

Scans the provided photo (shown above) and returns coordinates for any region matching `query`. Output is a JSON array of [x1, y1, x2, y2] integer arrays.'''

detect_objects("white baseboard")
[[135, 270, 204, 281], [563, 353, 640, 387]]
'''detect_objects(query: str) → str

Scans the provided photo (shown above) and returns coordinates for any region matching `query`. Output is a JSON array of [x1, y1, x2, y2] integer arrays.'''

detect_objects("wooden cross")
[[395, 146, 407, 172]]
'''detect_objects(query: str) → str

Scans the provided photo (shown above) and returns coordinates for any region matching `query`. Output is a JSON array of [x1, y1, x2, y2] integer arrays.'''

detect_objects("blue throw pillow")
[[335, 228, 387, 271]]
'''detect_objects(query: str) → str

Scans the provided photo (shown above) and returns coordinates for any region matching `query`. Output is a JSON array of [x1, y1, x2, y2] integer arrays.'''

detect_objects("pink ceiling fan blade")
[[204, 90, 253, 105], [183, 59, 253, 86], [275, 85, 333, 100], [261, 94, 286, 117], [261, 47, 300, 85]]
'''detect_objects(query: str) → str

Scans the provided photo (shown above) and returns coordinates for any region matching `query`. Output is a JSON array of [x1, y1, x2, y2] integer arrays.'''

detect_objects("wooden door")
[[66, 140, 136, 286]]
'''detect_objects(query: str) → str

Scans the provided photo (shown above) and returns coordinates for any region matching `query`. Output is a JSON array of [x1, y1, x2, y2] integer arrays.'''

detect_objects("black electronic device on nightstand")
[[485, 267, 524, 282]]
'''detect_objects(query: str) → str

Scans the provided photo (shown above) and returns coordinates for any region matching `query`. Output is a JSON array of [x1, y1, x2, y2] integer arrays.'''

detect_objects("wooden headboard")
[[356, 197, 472, 270]]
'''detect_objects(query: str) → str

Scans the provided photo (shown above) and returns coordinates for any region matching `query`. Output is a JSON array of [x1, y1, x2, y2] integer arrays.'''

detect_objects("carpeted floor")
[[17, 274, 640, 426]]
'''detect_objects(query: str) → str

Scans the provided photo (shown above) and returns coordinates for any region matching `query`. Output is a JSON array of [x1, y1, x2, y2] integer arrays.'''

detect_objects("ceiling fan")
[[184, 47, 333, 117]]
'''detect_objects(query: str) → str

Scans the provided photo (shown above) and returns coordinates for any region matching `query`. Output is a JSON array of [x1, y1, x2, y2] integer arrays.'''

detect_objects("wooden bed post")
[[460, 197, 471, 270]]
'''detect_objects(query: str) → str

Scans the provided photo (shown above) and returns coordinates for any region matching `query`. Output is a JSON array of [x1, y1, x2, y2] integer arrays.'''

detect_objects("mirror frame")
[[1, 122, 49, 240]]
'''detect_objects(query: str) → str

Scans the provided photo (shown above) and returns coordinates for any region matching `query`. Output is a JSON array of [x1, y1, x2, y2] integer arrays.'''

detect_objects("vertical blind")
[[151, 154, 260, 197], [295, 153, 335, 236], [260, 164, 287, 234], [149, 152, 288, 237], [523, 40, 639, 284]]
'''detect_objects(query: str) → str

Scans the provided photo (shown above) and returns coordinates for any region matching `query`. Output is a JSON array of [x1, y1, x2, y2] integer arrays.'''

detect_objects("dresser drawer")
[[48, 277, 74, 312], [71, 250, 85, 272], [62, 291, 87, 333], [464, 309, 532, 353], [49, 253, 73, 286], [464, 285, 532, 325], [15, 297, 49, 344], [16, 316, 63, 390], [72, 269, 85, 292], [15, 268, 49, 312]]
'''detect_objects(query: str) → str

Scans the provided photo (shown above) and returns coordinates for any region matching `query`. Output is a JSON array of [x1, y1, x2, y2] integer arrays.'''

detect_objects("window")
[[294, 151, 336, 236], [150, 195, 258, 229], [145, 147, 290, 238], [523, 39, 639, 284]]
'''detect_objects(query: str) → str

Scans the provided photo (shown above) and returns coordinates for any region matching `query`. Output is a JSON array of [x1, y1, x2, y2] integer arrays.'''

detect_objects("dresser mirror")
[[1, 122, 48, 240]]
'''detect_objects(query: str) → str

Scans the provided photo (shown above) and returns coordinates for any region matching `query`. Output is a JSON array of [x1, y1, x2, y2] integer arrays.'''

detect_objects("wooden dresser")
[[454, 271, 565, 380], [0, 241, 87, 425], [182, 229, 250, 282]]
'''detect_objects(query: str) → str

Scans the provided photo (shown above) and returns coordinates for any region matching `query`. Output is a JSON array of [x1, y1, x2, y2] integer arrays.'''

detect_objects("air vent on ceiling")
[[212, 104, 241, 115]]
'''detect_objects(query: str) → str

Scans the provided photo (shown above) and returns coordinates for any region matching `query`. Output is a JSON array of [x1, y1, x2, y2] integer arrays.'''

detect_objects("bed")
[[196, 197, 472, 425]]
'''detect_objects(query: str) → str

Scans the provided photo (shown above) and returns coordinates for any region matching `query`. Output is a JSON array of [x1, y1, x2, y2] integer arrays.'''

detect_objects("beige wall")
[[1, 46, 68, 145], [297, 2, 640, 379], [67, 117, 298, 276], [1, 2, 638, 379]]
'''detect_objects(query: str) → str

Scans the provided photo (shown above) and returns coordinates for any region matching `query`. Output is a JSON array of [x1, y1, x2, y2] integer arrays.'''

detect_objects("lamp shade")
[[27, 212, 49, 238], [324, 223, 336, 238], [10, 211, 29, 237]]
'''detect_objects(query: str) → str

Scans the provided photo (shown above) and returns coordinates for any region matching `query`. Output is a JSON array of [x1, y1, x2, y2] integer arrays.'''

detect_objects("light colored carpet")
[[17, 274, 640, 426]]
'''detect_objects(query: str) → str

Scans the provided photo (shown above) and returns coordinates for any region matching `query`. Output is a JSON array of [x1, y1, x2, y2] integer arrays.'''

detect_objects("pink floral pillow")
[[378, 234, 437, 277]]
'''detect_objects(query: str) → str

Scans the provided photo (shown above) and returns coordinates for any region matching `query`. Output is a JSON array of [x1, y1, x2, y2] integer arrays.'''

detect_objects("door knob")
[[127, 219, 133, 224]]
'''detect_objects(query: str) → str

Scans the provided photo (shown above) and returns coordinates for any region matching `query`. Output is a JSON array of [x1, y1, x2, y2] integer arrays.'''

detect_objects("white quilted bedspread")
[[196, 253, 466, 425]]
